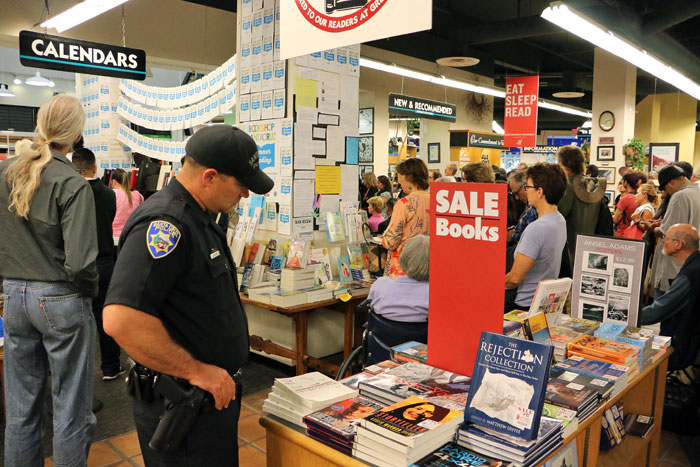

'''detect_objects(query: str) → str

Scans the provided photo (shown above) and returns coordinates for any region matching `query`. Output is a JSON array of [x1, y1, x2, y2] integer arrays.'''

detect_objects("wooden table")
[[242, 293, 368, 376], [260, 348, 673, 467]]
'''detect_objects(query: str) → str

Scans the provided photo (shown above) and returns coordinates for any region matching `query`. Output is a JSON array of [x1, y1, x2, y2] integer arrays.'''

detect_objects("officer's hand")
[[189, 363, 237, 410]]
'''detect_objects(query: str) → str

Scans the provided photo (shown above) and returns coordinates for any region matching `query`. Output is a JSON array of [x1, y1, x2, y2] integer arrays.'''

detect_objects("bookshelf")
[[259, 348, 672, 467]]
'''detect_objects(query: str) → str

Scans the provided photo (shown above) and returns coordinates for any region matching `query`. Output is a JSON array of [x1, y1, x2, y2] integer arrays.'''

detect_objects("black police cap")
[[185, 125, 274, 194]]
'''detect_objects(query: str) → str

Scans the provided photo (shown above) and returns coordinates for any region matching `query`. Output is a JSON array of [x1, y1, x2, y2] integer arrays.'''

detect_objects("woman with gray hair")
[[365, 235, 430, 364]]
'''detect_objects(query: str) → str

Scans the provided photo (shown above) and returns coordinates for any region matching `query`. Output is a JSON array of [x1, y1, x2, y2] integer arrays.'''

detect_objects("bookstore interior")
[[2, 0, 700, 466]]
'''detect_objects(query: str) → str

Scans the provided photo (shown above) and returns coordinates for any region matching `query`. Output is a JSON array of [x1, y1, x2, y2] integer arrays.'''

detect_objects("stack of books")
[[624, 413, 654, 438], [459, 332, 562, 466], [359, 362, 471, 411], [411, 442, 514, 467], [300, 285, 334, 303], [548, 315, 600, 362], [651, 335, 672, 362], [594, 323, 655, 370], [302, 396, 386, 455], [455, 417, 563, 467], [246, 284, 281, 304], [554, 355, 629, 397], [542, 403, 579, 438], [390, 341, 428, 364], [549, 366, 616, 401], [353, 396, 463, 467], [567, 335, 640, 378], [270, 290, 312, 307], [262, 372, 358, 428], [545, 377, 598, 422], [344, 279, 374, 295], [280, 267, 317, 292]]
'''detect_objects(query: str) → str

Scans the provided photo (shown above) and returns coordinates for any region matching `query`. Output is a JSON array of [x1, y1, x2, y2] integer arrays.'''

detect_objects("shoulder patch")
[[147, 220, 181, 259]]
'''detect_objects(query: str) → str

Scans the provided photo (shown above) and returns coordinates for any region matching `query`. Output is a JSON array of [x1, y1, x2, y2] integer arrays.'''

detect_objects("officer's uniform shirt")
[[105, 177, 248, 374]]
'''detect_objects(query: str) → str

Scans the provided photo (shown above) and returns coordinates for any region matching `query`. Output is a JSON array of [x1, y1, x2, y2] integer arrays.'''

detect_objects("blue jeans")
[[2, 280, 97, 466]]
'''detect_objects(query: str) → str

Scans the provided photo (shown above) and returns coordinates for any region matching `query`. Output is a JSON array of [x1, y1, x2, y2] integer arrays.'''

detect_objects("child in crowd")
[[367, 196, 386, 233], [377, 197, 396, 234]]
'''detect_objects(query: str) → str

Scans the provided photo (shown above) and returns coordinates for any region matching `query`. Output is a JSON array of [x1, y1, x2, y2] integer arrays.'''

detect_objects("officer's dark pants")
[[94, 257, 122, 375], [133, 382, 242, 466]]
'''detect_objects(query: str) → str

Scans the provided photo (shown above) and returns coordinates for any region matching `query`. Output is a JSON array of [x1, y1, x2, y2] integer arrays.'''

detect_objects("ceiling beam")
[[642, 0, 700, 32], [455, 16, 560, 46]]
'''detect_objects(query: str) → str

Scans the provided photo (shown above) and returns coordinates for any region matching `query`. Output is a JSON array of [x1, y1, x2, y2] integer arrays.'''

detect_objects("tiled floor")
[[43, 388, 696, 466], [43, 389, 272, 467]]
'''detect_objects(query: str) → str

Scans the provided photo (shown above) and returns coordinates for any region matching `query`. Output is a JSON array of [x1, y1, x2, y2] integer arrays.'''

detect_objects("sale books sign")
[[280, 0, 432, 59], [504, 75, 539, 147], [428, 182, 507, 377]]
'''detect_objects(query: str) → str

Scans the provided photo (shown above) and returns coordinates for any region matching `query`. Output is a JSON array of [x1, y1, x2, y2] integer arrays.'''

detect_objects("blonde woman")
[[622, 183, 660, 239], [0, 94, 98, 465], [361, 172, 379, 209], [111, 168, 144, 239], [367, 196, 386, 232]]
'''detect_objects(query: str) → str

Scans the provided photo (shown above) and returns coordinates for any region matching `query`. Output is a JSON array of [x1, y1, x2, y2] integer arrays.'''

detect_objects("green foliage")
[[623, 138, 646, 170]]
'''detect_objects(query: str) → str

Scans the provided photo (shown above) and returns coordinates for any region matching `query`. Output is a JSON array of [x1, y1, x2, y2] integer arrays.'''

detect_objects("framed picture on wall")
[[358, 136, 374, 163], [428, 142, 441, 163], [649, 142, 679, 172], [604, 190, 615, 205], [597, 146, 615, 161], [360, 165, 374, 176], [599, 168, 615, 184], [359, 108, 374, 135]]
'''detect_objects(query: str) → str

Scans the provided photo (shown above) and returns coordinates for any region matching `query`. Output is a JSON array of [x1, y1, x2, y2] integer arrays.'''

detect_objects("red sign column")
[[504, 75, 539, 147], [427, 182, 507, 377]]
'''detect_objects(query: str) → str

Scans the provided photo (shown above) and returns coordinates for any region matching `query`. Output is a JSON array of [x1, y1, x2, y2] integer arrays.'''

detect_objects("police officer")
[[103, 125, 273, 466]]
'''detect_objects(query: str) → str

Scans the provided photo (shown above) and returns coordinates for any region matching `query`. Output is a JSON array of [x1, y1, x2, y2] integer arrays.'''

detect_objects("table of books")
[[242, 293, 369, 376], [259, 347, 672, 467]]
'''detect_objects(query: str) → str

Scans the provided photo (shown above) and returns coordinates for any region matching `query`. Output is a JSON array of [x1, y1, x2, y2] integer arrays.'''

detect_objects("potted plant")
[[580, 141, 590, 165], [623, 138, 646, 170]]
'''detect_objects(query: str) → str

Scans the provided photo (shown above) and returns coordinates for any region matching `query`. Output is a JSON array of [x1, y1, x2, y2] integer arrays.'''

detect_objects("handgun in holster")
[[148, 374, 214, 452]]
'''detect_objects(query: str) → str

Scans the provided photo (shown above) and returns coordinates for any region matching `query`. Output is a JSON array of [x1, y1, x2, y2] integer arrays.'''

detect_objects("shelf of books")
[[259, 314, 673, 467]]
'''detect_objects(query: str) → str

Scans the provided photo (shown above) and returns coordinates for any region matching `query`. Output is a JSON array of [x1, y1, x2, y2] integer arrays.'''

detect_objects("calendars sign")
[[280, 0, 432, 59], [504, 75, 539, 147], [428, 182, 508, 377], [19, 30, 146, 80]]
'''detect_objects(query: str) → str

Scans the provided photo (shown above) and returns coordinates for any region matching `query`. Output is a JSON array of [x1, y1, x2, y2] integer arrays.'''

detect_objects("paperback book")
[[522, 312, 552, 345], [464, 332, 555, 441], [336, 256, 353, 283], [392, 341, 428, 364], [549, 367, 615, 400], [303, 396, 385, 441], [409, 442, 513, 467], [528, 278, 573, 316]]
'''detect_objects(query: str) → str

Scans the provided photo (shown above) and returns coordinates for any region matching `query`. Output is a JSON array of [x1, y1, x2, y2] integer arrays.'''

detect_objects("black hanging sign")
[[19, 30, 147, 80], [388, 93, 456, 122], [468, 131, 506, 149]]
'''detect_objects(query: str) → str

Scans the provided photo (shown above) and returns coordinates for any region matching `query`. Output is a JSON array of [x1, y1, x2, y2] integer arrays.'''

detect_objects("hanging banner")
[[388, 93, 456, 122], [504, 75, 539, 147], [280, 0, 432, 59], [19, 31, 146, 80], [468, 131, 505, 149], [428, 182, 507, 377]]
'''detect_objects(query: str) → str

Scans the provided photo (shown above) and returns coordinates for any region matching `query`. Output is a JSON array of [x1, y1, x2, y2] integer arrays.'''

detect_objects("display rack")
[[259, 347, 672, 467]]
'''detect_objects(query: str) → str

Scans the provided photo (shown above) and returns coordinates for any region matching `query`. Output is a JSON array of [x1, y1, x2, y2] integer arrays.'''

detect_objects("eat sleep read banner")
[[428, 182, 507, 377], [504, 75, 539, 147]]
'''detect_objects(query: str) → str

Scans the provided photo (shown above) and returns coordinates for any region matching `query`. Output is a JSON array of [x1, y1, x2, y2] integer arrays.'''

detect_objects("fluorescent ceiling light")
[[0, 84, 15, 98], [41, 0, 129, 33], [360, 57, 591, 117], [582, 120, 592, 128], [492, 121, 505, 134], [541, 2, 700, 101], [25, 72, 55, 87]]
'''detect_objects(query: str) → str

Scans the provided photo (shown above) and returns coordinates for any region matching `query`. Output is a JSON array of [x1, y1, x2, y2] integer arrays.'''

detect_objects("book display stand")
[[259, 348, 671, 466]]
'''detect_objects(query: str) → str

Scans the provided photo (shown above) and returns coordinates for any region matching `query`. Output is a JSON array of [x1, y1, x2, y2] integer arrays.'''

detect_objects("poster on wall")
[[649, 142, 679, 172], [504, 75, 539, 147], [238, 118, 293, 178], [280, 0, 432, 59], [428, 182, 507, 377], [571, 235, 645, 326]]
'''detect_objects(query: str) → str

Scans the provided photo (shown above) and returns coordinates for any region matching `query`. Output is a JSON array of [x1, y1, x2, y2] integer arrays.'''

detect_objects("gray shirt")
[[0, 149, 98, 297], [514, 211, 567, 307], [651, 183, 700, 291]]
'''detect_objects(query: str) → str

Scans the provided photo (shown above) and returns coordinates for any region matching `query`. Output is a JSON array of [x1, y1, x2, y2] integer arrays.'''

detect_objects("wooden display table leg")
[[292, 312, 309, 375]]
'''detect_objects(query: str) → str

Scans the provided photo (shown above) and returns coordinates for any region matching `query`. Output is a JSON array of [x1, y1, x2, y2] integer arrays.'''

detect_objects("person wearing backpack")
[[556, 146, 608, 262]]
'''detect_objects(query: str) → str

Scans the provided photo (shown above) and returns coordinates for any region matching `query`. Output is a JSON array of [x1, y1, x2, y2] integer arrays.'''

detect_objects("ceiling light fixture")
[[0, 84, 15, 98], [360, 57, 592, 118], [492, 121, 505, 135], [41, 0, 129, 33], [582, 120, 593, 128], [25, 71, 55, 87], [436, 56, 480, 67], [12, 75, 21, 85], [541, 2, 700, 100], [552, 91, 585, 98]]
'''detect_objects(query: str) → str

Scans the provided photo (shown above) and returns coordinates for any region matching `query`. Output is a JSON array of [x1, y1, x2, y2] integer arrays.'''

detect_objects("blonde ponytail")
[[5, 94, 85, 219]]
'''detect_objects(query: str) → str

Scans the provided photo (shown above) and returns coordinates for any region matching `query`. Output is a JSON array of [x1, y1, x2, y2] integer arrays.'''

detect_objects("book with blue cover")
[[464, 332, 555, 441]]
